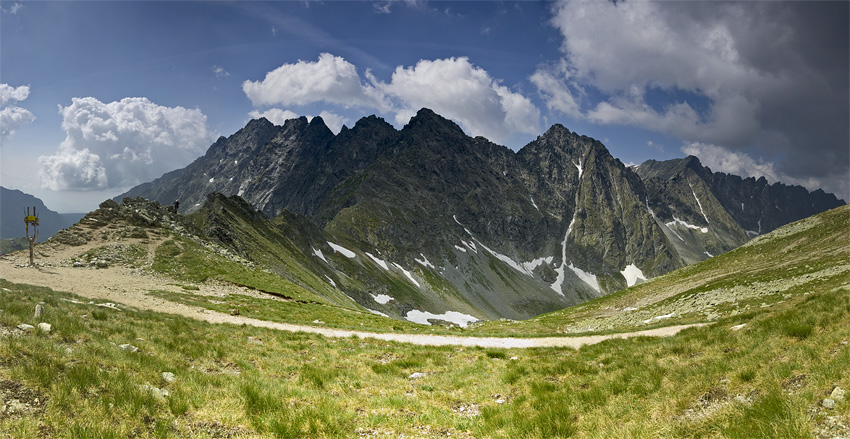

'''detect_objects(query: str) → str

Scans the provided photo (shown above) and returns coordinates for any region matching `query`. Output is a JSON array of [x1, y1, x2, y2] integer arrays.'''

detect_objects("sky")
[[1, 0, 847, 213]]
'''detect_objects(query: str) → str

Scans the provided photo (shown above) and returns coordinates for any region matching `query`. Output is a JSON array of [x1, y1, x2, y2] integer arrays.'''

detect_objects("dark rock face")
[[636, 156, 845, 259], [118, 109, 845, 320]]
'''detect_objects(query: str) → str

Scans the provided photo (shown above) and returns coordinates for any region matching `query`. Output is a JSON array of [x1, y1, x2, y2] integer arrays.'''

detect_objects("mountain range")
[[0, 186, 84, 245], [119, 109, 844, 322]]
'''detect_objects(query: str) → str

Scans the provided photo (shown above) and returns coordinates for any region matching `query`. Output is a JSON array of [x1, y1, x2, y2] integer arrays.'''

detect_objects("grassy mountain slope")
[[1, 205, 847, 438]]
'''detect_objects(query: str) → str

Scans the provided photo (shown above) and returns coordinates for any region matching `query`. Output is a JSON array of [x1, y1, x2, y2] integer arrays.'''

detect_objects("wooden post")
[[24, 206, 39, 267]]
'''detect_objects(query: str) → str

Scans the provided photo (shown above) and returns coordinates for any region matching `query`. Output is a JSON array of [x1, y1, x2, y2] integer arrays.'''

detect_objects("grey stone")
[[161, 372, 176, 383], [139, 384, 169, 399], [830, 387, 845, 402], [34, 304, 44, 318], [16, 324, 34, 332], [37, 323, 51, 333], [119, 343, 139, 353], [409, 372, 425, 379], [823, 398, 836, 409]]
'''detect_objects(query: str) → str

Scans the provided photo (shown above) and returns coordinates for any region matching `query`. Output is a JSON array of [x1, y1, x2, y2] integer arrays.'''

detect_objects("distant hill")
[[0, 186, 84, 242]]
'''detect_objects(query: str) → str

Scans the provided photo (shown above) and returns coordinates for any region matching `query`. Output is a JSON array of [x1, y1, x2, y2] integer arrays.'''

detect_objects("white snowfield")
[[370, 293, 394, 305], [327, 241, 356, 258], [415, 253, 435, 268], [404, 309, 478, 327], [365, 252, 390, 271], [312, 247, 328, 263], [569, 263, 600, 292], [392, 263, 420, 287], [666, 216, 708, 234], [620, 264, 647, 288]]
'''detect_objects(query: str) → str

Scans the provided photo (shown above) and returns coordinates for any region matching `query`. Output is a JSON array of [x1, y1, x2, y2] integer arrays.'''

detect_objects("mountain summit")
[[119, 109, 844, 321]]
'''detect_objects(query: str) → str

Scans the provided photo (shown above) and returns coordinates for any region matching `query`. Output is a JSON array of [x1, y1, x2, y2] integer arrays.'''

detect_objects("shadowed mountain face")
[[118, 109, 845, 321], [1, 186, 84, 243]]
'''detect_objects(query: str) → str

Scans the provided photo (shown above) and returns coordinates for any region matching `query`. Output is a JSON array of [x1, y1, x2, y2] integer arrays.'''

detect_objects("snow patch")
[[371, 294, 394, 305], [643, 312, 675, 324], [689, 182, 710, 224], [520, 256, 553, 275], [366, 308, 389, 318], [530, 196, 539, 211], [550, 215, 577, 296], [392, 263, 421, 287], [704, 251, 714, 258], [574, 160, 583, 178], [327, 242, 356, 258], [208, 177, 214, 183], [620, 264, 647, 287], [452, 215, 473, 235], [365, 252, 389, 271], [405, 310, 478, 327], [666, 216, 708, 233], [415, 254, 435, 269], [453, 214, 552, 278], [568, 263, 600, 293], [312, 247, 327, 263], [745, 230, 759, 237], [324, 275, 337, 288]]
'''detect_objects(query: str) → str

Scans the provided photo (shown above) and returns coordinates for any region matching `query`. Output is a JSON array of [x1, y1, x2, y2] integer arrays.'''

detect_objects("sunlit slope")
[[473, 204, 849, 336]]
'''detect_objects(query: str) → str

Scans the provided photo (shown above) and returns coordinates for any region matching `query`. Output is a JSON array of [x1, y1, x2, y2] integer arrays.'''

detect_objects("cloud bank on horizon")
[[1, 0, 846, 203], [38, 97, 215, 191]]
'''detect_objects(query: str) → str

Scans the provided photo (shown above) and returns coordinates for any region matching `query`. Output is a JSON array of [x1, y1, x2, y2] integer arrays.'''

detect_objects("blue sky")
[[1, 0, 847, 212]]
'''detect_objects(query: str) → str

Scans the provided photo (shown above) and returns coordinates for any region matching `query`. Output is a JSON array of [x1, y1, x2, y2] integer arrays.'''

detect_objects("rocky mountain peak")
[[402, 108, 466, 138]]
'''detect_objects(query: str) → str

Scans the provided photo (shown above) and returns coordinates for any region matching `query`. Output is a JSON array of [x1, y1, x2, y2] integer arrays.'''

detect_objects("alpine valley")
[[119, 109, 844, 323]]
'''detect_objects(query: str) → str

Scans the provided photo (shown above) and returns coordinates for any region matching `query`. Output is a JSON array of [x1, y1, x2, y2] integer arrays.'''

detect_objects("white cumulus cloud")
[[248, 108, 349, 134], [242, 53, 388, 111], [243, 54, 541, 145], [39, 97, 215, 191], [248, 108, 301, 126], [381, 57, 541, 142], [681, 142, 821, 191], [0, 84, 35, 137]]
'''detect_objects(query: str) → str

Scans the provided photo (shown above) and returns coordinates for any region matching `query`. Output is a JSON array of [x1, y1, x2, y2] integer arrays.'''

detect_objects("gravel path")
[[0, 241, 703, 349]]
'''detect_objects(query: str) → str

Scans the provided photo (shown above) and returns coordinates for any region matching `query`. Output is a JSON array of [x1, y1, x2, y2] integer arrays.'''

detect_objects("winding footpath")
[[0, 241, 704, 349]]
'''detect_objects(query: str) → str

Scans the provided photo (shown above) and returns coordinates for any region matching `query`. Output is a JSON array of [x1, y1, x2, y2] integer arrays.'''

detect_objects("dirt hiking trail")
[[0, 239, 703, 349]]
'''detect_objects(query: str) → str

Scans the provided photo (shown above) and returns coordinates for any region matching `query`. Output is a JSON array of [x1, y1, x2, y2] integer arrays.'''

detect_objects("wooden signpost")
[[24, 206, 39, 266]]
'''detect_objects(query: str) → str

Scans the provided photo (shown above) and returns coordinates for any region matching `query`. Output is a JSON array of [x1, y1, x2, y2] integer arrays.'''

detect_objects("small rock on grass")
[[162, 372, 176, 383], [34, 304, 44, 318], [16, 324, 34, 332], [831, 387, 845, 402], [119, 343, 139, 353], [823, 398, 836, 409], [409, 372, 425, 379], [37, 323, 51, 333]]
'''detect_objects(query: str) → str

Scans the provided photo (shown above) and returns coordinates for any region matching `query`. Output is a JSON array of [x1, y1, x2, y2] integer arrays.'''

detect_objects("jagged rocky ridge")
[[120, 109, 844, 322]]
